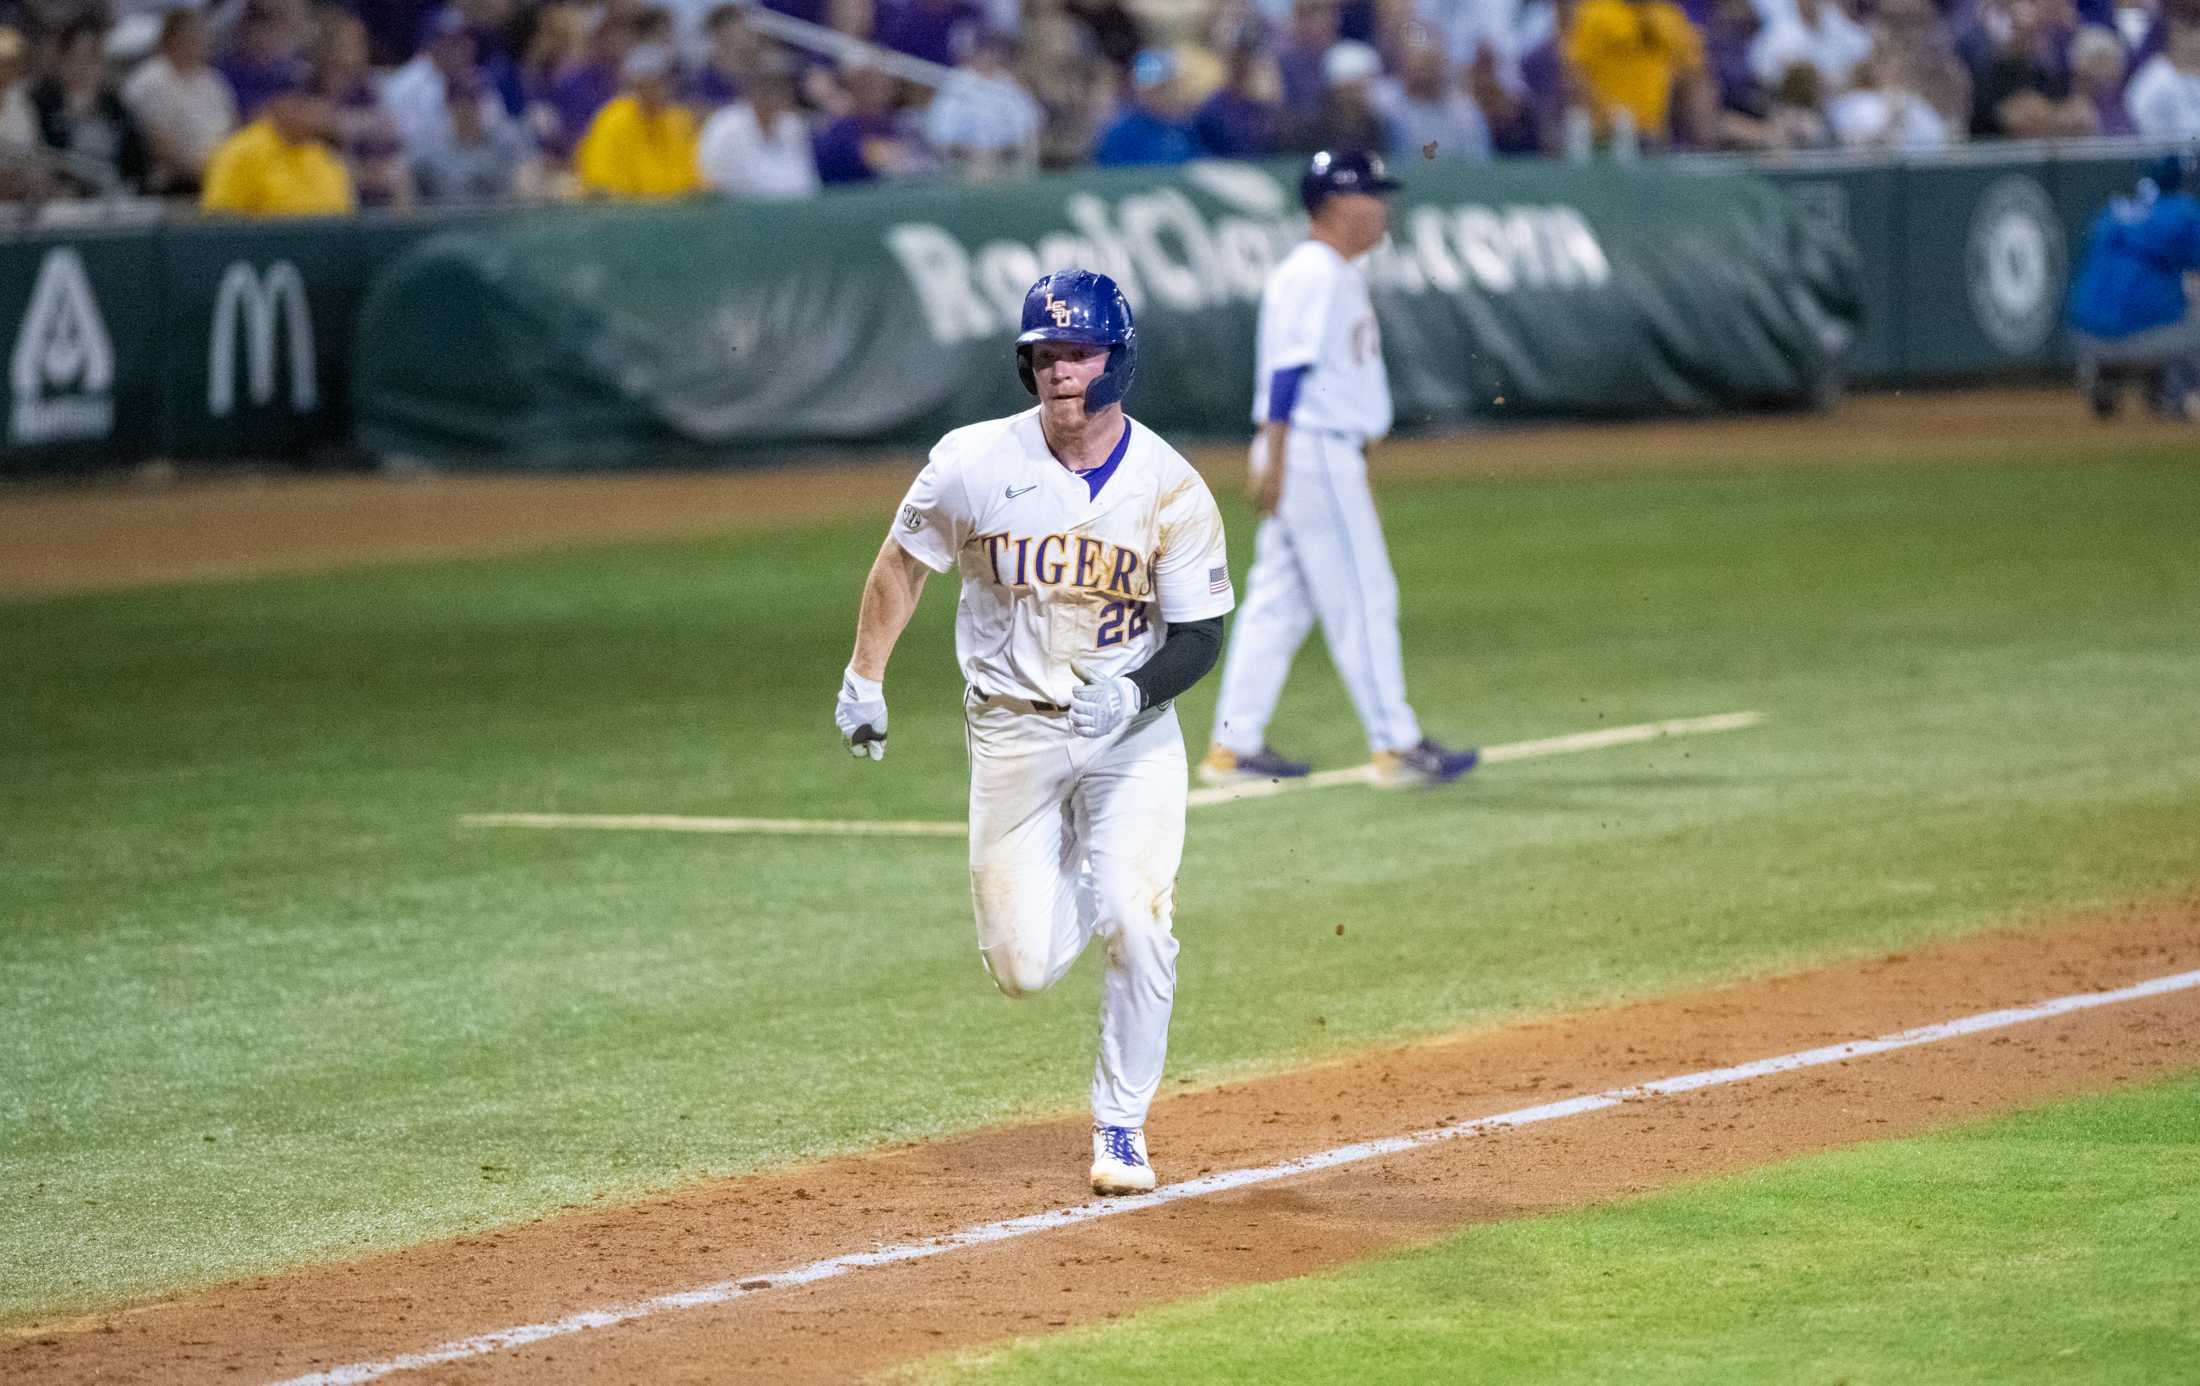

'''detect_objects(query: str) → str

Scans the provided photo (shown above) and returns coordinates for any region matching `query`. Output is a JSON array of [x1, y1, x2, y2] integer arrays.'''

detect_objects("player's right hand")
[[836, 666, 888, 762], [1249, 434, 1284, 517], [1251, 466, 1283, 518]]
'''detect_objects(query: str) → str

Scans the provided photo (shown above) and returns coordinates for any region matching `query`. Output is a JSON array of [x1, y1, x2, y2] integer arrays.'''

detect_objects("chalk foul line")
[[269, 963, 2200, 1386], [1184, 709, 1764, 807], [460, 710, 1767, 837]]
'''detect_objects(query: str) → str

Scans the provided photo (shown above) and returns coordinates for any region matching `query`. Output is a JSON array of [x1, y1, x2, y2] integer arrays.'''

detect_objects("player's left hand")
[[1069, 672, 1141, 739]]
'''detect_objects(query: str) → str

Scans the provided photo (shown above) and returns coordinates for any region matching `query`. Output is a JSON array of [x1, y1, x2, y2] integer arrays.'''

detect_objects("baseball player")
[[835, 269, 1234, 1196], [1201, 149, 1479, 788]]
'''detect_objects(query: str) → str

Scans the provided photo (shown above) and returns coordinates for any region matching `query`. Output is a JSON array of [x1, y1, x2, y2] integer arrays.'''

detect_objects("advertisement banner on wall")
[[353, 159, 1860, 466]]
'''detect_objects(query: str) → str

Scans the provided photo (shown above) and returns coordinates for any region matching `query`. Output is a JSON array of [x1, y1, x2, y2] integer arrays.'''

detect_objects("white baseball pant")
[[1210, 429, 1423, 757], [964, 694, 1184, 1130]]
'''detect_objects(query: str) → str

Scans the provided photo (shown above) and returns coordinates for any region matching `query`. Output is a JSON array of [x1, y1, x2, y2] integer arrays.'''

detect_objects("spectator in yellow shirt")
[[1563, 0, 1713, 146], [574, 43, 702, 199], [200, 75, 356, 216]]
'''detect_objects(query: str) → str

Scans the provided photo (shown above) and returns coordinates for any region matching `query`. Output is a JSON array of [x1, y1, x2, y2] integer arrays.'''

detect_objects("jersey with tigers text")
[[892, 408, 1234, 707]]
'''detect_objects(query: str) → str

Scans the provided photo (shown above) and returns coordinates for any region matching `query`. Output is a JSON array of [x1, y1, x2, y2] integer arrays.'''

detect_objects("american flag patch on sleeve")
[[1209, 564, 1230, 594]]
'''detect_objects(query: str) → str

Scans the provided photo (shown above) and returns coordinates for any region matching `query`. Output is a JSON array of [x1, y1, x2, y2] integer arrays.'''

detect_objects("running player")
[[1202, 149, 1479, 788], [835, 269, 1234, 1195]]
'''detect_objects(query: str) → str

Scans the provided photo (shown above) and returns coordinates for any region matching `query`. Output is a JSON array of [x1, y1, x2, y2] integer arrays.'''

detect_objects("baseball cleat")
[[1090, 1124, 1157, 1195], [1371, 738, 1479, 788], [1198, 745, 1313, 785]]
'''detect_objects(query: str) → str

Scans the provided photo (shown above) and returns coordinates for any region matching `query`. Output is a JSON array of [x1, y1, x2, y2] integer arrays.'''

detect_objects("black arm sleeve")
[[1125, 615, 1224, 710]]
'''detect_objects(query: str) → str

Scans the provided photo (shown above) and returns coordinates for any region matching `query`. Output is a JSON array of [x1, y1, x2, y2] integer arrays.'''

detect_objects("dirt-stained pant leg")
[[1074, 704, 1187, 1129], [966, 702, 1091, 998]]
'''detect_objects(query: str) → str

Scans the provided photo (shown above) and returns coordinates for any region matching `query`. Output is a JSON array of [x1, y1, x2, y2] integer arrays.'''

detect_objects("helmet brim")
[[1016, 326, 1124, 349], [1328, 175, 1400, 198], [1304, 176, 1401, 214]]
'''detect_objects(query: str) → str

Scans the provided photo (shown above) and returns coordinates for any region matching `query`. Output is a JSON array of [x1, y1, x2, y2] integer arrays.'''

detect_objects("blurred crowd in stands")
[[0, 0, 2194, 212]]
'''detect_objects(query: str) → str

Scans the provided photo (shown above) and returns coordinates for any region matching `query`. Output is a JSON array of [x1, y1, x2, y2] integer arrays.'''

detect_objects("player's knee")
[[1093, 882, 1175, 954], [983, 946, 1052, 1000], [1091, 884, 1141, 933]]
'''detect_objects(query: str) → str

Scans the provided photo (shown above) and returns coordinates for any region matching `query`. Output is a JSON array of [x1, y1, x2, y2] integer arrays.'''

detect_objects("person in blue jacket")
[[2067, 147, 2200, 420], [1092, 50, 1202, 167]]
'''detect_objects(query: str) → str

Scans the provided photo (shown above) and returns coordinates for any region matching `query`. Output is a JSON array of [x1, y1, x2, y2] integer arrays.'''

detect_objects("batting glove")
[[836, 665, 888, 761], [1069, 673, 1141, 739]]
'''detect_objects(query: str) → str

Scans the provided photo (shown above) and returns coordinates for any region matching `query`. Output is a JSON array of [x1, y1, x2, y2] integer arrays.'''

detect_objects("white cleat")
[[1090, 1124, 1157, 1195]]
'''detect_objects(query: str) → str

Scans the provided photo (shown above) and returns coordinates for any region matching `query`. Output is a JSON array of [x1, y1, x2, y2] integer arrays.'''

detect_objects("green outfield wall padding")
[[351, 160, 1860, 466], [0, 209, 507, 477]]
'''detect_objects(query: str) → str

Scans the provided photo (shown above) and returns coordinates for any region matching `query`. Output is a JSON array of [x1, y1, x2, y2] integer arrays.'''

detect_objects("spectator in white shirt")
[[1826, 54, 1950, 146], [1423, 0, 1533, 95], [413, 72, 535, 201], [382, 7, 501, 160], [2126, 16, 2200, 137], [122, 8, 236, 194], [1376, 33, 1492, 160], [1750, 0, 1872, 89], [923, 30, 1042, 177], [698, 57, 819, 199]]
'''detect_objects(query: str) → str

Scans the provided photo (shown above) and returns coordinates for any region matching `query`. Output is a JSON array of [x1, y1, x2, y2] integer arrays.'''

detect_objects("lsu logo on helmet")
[[1015, 270, 1139, 411]]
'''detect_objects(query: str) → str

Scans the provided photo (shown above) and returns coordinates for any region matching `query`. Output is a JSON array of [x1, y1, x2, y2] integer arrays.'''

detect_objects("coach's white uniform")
[[893, 409, 1233, 1128], [1211, 239, 1423, 757]]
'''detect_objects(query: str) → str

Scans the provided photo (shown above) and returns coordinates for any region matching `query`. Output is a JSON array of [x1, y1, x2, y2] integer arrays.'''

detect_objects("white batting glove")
[[1068, 673, 1141, 739], [836, 665, 888, 761]]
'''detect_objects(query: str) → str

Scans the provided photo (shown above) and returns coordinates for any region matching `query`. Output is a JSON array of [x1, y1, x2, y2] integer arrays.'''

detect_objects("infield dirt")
[[10, 898, 2199, 1384]]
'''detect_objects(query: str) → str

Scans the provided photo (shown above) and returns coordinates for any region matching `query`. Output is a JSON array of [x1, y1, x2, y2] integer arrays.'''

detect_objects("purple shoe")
[[1198, 744, 1313, 785], [1374, 738, 1479, 787]]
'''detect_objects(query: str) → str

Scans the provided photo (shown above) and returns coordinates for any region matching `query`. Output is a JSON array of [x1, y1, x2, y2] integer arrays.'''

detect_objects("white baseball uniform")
[[1212, 238, 1424, 757], [892, 407, 1233, 1128]]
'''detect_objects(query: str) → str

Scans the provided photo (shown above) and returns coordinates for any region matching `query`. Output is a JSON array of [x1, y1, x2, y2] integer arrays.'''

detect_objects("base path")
[[3, 389, 2189, 598], [10, 898, 2199, 1385]]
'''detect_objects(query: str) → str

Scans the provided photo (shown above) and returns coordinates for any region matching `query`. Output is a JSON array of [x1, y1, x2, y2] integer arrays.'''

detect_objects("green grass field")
[[4, 441, 2198, 1326], [921, 1071, 2200, 1384]]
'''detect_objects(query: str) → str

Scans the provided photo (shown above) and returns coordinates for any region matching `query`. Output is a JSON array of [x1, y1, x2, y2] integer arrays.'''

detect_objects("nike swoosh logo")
[[1006, 484, 1039, 498]]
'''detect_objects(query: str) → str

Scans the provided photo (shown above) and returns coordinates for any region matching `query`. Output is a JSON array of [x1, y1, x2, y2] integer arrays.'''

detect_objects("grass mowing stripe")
[[459, 813, 967, 837], [266, 967, 2200, 1386]]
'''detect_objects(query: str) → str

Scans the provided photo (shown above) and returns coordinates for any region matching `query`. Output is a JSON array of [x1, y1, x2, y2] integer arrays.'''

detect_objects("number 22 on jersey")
[[1096, 600, 1151, 648]]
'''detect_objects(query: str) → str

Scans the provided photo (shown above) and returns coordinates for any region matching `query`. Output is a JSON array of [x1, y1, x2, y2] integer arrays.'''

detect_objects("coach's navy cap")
[[1300, 149, 1400, 213]]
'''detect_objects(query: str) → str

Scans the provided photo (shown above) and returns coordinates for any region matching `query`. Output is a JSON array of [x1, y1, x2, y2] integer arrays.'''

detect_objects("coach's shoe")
[[1198, 745, 1313, 785], [2086, 373, 2121, 419], [1372, 738, 1480, 788], [1090, 1124, 1158, 1195]]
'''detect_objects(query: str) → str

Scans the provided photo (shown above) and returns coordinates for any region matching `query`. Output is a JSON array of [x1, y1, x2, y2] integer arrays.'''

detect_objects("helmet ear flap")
[[1016, 344, 1039, 396], [1083, 340, 1135, 411]]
